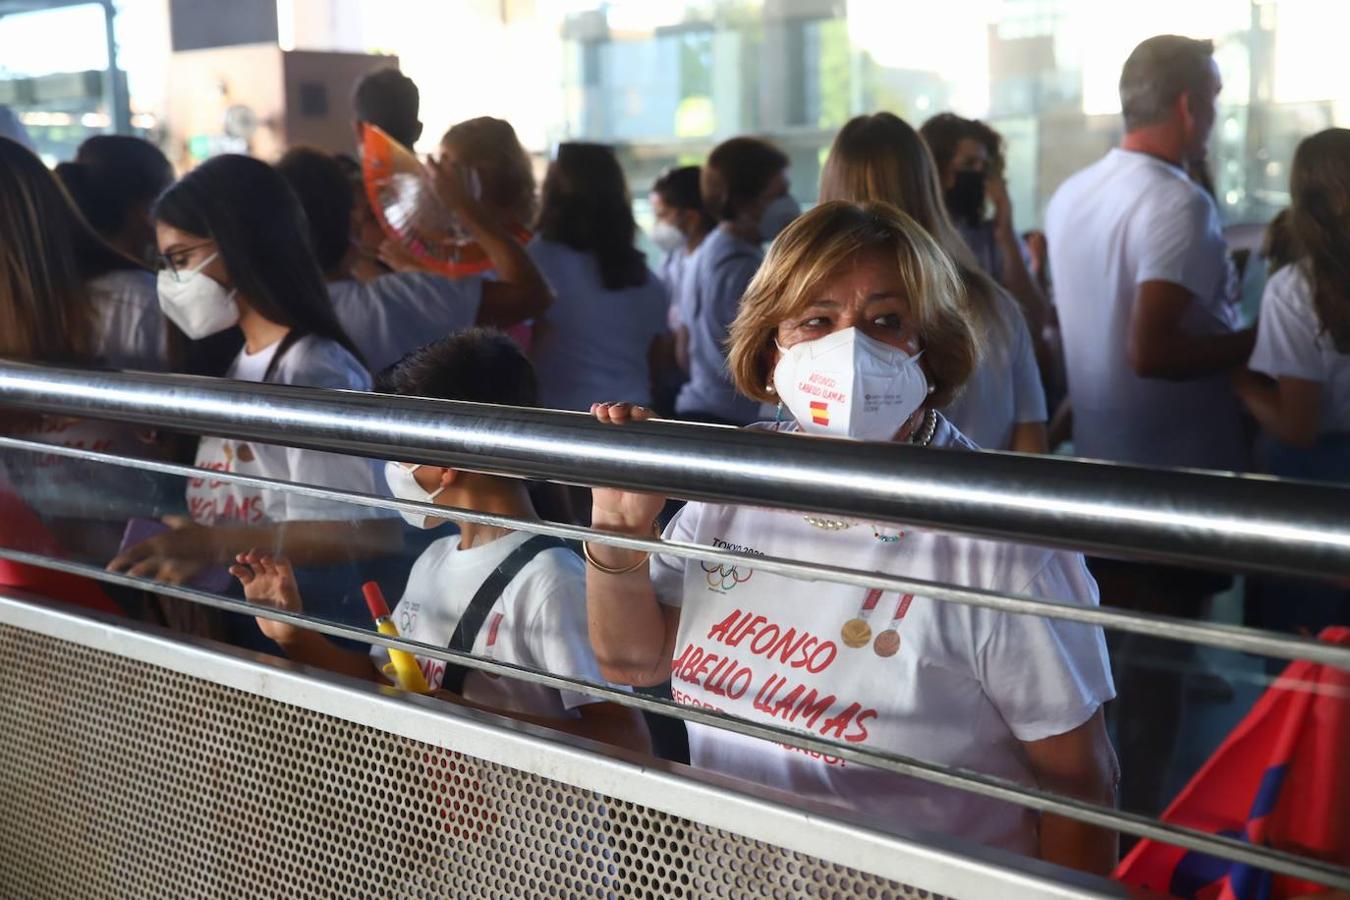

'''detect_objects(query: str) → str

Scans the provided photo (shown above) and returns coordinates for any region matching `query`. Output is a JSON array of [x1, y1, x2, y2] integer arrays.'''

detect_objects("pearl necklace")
[[802, 409, 937, 535]]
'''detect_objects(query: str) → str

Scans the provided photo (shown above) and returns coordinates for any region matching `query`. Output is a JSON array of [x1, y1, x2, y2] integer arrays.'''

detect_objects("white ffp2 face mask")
[[384, 462, 446, 529], [772, 327, 929, 442], [650, 220, 685, 254], [156, 252, 240, 339]]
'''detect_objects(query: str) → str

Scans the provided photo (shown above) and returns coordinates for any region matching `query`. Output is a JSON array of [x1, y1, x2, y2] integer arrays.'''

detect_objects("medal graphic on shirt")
[[841, 588, 884, 648], [482, 611, 504, 680], [872, 593, 914, 658]]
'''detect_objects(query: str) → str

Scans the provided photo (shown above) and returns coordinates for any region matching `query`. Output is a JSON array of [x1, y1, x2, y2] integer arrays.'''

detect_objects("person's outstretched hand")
[[231, 549, 304, 647]]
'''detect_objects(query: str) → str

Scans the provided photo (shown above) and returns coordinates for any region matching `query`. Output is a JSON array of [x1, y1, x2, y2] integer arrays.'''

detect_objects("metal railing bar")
[[3, 435, 1348, 670], [1, 363, 1349, 580], [2, 551, 1347, 890]]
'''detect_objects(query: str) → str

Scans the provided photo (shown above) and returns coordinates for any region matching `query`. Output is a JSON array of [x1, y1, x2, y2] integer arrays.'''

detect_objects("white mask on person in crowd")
[[773, 327, 929, 441], [384, 461, 446, 528], [758, 194, 803, 243], [650, 220, 686, 254], [156, 253, 240, 339]]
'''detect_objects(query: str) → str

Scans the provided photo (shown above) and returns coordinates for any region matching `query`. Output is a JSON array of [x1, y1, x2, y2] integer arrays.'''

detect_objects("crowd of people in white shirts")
[[0, 32, 1346, 876]]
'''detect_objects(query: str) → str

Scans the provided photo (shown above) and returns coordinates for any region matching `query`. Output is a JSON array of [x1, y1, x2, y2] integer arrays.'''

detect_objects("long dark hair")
[[55, 135, 173, 240], [0, 136, 143, 364], [535, 142, 648, 291], [153, 154, 363, 364], [1289, 128, 1350, 353]]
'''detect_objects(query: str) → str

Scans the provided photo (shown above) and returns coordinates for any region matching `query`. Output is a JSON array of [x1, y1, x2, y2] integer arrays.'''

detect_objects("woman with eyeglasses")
[[109, 153, 398, 587]]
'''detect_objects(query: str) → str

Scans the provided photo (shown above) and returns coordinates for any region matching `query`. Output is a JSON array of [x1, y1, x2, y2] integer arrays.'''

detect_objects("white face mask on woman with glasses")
[[156, 251, 240, 339]]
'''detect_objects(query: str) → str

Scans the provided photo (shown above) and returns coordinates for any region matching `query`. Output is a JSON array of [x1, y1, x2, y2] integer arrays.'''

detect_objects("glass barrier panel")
[[0, 435, 1345, 890]]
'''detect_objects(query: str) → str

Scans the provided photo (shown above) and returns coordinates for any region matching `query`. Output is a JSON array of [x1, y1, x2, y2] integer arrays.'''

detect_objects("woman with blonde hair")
[[819, 113, 1048, 453], [583, 202, 1118, 872], [439, 116, 538, 232]]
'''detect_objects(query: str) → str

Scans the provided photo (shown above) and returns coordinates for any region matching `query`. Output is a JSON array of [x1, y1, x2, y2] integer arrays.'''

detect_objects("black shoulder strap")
[[261, 330, 302, 383], [440, 534, 570, 695]]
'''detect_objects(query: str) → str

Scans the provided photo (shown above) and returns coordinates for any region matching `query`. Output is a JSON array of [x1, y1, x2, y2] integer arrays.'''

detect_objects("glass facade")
[[3, 0, 1348, 232], [540, 0, 1349, 236]]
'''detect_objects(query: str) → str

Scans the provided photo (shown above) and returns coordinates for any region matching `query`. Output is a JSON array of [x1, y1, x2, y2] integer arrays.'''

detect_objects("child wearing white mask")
[[234, 330, 650, 754], [109, 154, 398, 587]]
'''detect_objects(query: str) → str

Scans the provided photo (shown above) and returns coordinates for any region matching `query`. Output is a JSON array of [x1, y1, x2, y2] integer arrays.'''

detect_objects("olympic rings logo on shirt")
[[701, 561, 753, 592]]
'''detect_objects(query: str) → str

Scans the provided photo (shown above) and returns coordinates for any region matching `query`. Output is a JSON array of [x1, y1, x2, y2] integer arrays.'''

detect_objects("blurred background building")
[[2, 0, 1347, 235]]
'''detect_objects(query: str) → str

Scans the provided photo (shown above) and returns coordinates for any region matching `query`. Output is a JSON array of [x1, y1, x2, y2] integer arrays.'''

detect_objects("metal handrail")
[[1, 361, 1348, 580], [1, 362, 1348, 889], [6, 435, 1349, 670]]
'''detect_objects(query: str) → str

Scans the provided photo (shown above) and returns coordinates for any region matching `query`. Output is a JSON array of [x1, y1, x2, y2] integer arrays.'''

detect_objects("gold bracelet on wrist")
[[583, 520, 661, 575]]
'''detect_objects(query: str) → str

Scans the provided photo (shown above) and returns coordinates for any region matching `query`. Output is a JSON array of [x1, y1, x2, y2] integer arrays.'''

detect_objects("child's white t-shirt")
[[370, 531, 606, 718]]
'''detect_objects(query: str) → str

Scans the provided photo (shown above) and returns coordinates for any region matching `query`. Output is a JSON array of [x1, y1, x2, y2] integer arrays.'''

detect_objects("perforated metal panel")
[[0, 623, 936, 899]]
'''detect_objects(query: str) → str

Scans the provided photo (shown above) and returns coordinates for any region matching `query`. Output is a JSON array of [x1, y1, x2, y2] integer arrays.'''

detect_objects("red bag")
[[0, 483, 122, 617], [1114, 627, 1350, 898]]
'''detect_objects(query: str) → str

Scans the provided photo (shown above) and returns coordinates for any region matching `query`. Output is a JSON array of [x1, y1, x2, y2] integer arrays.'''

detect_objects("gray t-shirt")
[[941, 289, 1047, 450], [527, 238, 669, 412], [327, 272, 482, 375], [674, 228, 763, 424], [956, 219, 1032, 286]]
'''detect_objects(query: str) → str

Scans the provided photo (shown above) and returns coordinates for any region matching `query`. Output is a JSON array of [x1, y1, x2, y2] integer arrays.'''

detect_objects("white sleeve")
[[1009, 308, 1047, 425], [1133, 189, 1225, 300], [281, 446, 385, 520], [973, 553, 1115, 743], [122, 302, 169, 371], [1249, 271, 1324, 382], [523, 555, 610, 709], [650, 504, 700, 609]]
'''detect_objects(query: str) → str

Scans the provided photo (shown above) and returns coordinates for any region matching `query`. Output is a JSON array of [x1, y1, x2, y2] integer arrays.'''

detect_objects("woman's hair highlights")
[[820, 112, 1008, 352], [1289, 127, 1350, 353], [440, 117, 537, 228], [727, 201, 978, 408], [153, 154, 364, 364]]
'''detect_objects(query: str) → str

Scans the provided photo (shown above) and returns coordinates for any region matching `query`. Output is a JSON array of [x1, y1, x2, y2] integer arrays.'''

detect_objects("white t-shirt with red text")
[[370, 531, 605, 718], [187, 335, 383, 525], [649, 417, 1114, 854]]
